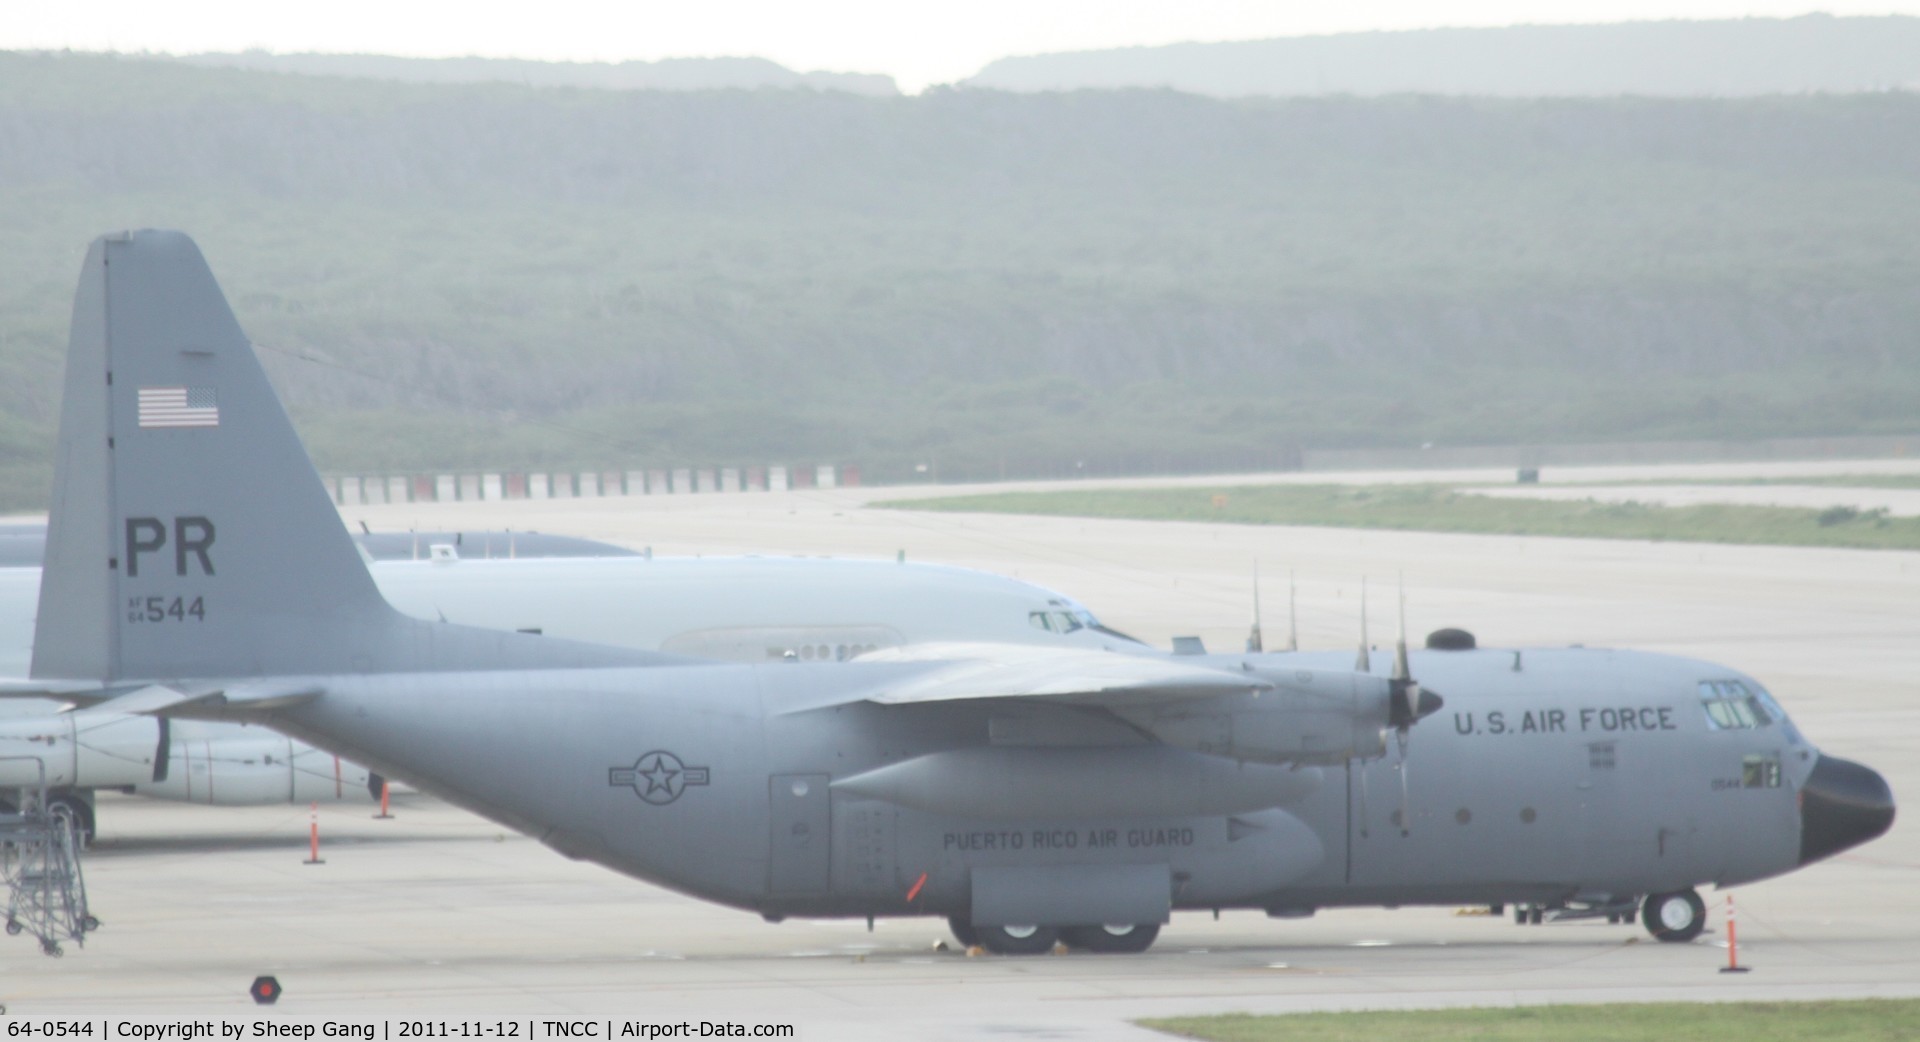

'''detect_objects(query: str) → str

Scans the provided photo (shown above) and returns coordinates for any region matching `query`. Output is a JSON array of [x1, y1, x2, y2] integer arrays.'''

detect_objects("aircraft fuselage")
[[261, 644, 1879, 934]]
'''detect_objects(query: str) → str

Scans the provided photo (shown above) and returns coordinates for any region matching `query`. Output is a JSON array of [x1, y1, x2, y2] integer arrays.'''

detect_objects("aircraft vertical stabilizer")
[[30, 231, 655, 682]]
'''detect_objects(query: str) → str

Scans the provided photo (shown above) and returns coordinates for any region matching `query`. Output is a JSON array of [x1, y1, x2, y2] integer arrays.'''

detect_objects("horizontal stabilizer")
[[0, 679, 111, 700], [855, 643, 1269, 707], [87, 684, 224, 716], [81, 679, 324, 717]]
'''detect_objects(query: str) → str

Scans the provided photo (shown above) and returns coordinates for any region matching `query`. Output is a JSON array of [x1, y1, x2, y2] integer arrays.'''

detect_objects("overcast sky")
[[9, 3, 1919, 91]]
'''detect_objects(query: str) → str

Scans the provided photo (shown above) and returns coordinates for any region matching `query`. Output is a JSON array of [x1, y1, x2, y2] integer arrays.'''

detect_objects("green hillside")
[[2, 52, 1918, 508]]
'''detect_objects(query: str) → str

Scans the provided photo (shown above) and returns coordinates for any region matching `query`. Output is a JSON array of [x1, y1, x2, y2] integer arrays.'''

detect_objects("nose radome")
[[1800, 755, 1896, 866]]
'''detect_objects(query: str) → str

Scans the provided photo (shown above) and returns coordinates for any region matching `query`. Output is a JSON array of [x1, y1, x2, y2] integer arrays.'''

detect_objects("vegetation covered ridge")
[[2, 52, 1918, 510]]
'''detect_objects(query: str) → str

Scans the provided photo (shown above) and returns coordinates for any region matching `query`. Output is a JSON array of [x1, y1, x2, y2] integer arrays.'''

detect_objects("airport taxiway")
[[4, 460, 1917, 1037]]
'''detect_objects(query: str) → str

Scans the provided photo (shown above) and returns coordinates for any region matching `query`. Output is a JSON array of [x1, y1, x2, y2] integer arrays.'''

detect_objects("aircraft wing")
[[0, 678, 324, 715], [851, 643, 1268, 708]]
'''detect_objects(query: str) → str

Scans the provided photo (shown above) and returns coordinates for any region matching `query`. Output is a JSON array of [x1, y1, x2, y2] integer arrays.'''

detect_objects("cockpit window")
[[1699, 679, 1773, 730], [1028, 609, 1097, 634]]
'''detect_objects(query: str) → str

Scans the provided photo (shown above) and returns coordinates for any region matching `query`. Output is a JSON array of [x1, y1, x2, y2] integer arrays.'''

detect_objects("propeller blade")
[[1246, 559, 1264, 653], [1286, 570, 1298, 653], [1355, 578, 1370, 673], [1396, 728, 1413, 837]]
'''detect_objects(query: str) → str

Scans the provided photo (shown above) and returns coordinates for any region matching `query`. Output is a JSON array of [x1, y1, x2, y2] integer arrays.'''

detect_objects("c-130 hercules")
[[13, 231, 1894, 955]]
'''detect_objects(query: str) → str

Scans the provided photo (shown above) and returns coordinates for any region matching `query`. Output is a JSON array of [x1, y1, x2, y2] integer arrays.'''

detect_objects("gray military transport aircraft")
[[9, 231, 1895, 956]]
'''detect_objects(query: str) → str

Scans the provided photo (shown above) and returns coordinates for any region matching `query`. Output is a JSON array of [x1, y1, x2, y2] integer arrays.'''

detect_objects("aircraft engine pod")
[[130, 737, 377, 806], [1115, 671, 1396, 766], [832, 746, 1322, 819], [0, 712, 159, 789]]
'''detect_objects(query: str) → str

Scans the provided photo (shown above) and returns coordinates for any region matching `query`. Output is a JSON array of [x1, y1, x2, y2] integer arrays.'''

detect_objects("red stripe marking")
[[905, 871, 928, 902]]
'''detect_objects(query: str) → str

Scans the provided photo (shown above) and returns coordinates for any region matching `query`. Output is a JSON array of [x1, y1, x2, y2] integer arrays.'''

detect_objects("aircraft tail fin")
[[31, 230, 648, 682]]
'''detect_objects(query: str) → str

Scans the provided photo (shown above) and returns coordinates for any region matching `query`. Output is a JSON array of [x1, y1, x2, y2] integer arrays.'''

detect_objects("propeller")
[[1286, 570, 1298, 652], [1248, 565, 1300, 654], [1245, 561, 1264, 653], [1387, 578, 1444, 730], [1386, 575, 1445, 836], [1354, 577, 1370, 673]]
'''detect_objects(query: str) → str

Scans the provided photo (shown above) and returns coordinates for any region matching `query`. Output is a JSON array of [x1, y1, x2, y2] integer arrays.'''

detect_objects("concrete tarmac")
[[4, 461, 1917, 1035]]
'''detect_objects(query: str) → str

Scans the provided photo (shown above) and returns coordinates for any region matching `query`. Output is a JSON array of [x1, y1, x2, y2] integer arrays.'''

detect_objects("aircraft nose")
[[1800, 754, 1895, 866]]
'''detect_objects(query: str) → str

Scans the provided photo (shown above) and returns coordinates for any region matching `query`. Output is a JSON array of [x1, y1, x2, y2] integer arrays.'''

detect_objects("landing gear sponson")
[[949, 915, 1161, 954]]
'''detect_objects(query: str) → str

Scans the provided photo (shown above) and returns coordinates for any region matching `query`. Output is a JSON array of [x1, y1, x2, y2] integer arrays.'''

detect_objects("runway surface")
[[4, 459, 1917, 1036]]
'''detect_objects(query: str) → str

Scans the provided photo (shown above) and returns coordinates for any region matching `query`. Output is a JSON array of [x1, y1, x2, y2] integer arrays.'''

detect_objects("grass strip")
[[1543, 474, 1920, 490], [874, 484, 1920, 550], [1140, 998, 1920, 1042]]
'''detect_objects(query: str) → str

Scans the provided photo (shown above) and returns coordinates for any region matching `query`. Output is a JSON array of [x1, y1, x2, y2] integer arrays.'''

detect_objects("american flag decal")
[[137, 386, 219, 428]]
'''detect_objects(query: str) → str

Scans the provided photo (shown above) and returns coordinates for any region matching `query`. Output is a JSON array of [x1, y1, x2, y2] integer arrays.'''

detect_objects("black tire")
[[1060, 923, 1160, 954], [947, 915, 980, 948], [1641, 889, 1706, 943], [1513, 905, 1527, 925], [1528, 906, 1544, 925], [975, 924, 1059, 956]]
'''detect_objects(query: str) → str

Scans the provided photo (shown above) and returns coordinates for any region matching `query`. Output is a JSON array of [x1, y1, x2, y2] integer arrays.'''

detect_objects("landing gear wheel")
[[1061, 923, 1160, 954], [81, 915, 101, 932], [975, 924, 1059, 956], [1641, 889, 1706, 943], [947, 915, 980, 948], [5, 919, 20, 936], [1528, 906, 1544, 925], [1513, 905, 1526, 925]]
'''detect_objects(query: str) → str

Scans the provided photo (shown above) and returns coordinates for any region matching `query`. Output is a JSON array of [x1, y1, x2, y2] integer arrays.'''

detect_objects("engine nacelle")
[[1114, 665, 1392, 766], [131, 737, 376, 805], [0, 712, 160, 788]]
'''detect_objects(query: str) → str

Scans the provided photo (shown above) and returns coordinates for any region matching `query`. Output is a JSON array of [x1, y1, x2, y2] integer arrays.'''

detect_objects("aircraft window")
[[1749, 684, 1804, 744], [1028, 610, 1083, 633], [1742, 753, 1782, 789], [1699, 680, 1771, 730]]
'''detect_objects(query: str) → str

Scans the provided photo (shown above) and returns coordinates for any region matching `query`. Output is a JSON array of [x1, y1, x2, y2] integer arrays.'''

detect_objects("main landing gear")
[[948, 915, 1162, 955]]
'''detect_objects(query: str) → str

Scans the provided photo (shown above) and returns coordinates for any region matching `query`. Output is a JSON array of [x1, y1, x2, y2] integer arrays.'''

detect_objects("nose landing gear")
[[1641, 888, 1707, 942]]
